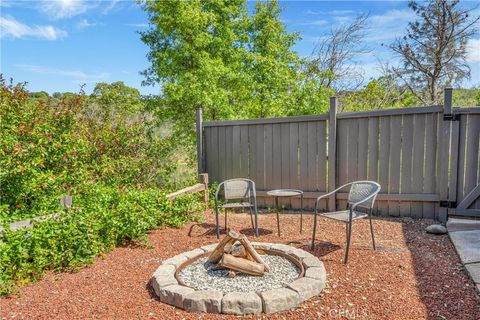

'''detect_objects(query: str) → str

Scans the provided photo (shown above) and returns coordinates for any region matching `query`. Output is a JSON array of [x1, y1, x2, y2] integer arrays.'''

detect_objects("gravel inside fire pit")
[[178, 255, 300, 293]]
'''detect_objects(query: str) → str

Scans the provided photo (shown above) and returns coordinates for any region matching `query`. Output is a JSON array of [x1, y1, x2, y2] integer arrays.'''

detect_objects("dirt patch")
[[1, 210, 479, 319]]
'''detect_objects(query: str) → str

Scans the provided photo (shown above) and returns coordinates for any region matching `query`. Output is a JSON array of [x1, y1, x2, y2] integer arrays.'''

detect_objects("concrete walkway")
[[447, 217, 480, 293]]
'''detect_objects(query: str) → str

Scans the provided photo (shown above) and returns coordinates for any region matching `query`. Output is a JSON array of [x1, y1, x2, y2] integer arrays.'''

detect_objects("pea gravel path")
[[1, 211, 479, 319]]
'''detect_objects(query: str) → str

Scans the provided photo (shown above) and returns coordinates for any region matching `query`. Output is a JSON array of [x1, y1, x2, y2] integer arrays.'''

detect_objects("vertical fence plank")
[[299, 123, 311, 208], [337, 119, 348, 210], [307, 122, 317, 192], [456, 115, 468, 203], [423, 113, 438, 218], [378, 116, 391, 215], [306, 122, 318, 209], [438, 89, 452, 222], [248, 125, 257, 182], [465, 115, 480, 200], [232, 126, 241, 178], [255, 125, 265, 206], [217, 127, 226, 182], [272, 124, 282, 189], [388, 116, 402, 216], [400, 115, 414, 217], [225, 126, 233, 180], [289, 123, 300, 208], [411, 114, 426, 218], [328, 97, 337, 211], [348, 118, 359, 182], [357, 118, 368, 180], [264, 124, 274, 207], [318, 121, 327, 192], [240, 126, 249, 178], [280, 123, 290, 206], [368, 117, 379, 182]]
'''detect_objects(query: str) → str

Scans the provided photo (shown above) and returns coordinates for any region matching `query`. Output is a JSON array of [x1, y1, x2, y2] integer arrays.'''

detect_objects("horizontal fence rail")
[[198, 89, 480, 221]]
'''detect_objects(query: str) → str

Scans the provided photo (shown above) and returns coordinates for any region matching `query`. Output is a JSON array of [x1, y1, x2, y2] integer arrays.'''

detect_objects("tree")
[[390, 0, 479, 105], [341, 76, 416, 112], [140, 0, 311, 141], [303, 14, 369, 91], [88, 81, 144, 121], [245, 0, 301, 118], [140, 0, 251, 142]]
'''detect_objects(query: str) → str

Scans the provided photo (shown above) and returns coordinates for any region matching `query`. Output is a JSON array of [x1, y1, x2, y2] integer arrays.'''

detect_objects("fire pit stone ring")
[[151, 242, 326, 315]]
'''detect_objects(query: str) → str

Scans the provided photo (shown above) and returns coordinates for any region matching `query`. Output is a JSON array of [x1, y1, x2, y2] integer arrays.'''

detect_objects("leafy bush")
[[0, 77, 205, 295], [0, 187, 203, 296], [0, 77, 177, 223]]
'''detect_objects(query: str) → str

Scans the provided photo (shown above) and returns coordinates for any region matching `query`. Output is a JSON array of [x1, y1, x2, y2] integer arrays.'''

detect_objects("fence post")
[[439, 88, 453, 222], [199, 173, 209, 203], [196, 108, 204, 174], [328, 97, 337, 211]]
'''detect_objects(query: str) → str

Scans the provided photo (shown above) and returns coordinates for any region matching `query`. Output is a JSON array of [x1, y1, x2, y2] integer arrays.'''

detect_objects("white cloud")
[[306, 9, 355, 16], [467, 38, 480, 63], [0, 16, 67, 40], [300, 19, 328, 27], [38, 0, 93, 19], [125, 23, 149, 28], [102, 0, 120, 15], [76, 18, 99, 29], [365, 9, 415, 42], [15, 64, 110, 83]]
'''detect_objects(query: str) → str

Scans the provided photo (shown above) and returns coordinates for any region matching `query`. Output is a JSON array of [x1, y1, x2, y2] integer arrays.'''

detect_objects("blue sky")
[[1, 0, 479, 95]]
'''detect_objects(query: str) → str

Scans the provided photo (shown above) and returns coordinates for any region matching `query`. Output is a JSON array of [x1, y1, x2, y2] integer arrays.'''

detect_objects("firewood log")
[[209, 230, 242, 263], [220, 254, 265, 276], [239, 236, 270, 272]]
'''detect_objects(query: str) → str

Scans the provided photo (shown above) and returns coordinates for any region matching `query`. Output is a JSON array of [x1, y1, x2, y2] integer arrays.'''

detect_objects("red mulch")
[[1, 210, 479, 319]]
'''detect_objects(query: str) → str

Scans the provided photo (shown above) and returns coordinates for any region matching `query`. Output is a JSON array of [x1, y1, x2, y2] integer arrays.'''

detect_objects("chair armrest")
[[314, 182, 356, 211]]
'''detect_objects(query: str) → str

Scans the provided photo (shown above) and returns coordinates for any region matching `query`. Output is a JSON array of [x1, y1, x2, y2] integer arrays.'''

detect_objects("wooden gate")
[[448, 107, 480, 218]]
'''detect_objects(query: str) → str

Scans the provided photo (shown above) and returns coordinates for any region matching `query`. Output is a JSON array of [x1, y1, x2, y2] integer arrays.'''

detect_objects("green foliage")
[[0, 77, 204, 295], [341, 77, 417, 111], [140, 0, 330, 146], [0, 187, 203, 296], [89, 81, 144, 120], [452, 88, 480, 107]]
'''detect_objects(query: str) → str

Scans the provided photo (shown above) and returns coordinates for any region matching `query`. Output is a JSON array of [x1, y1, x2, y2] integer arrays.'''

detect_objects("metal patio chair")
[[214, 178, 259, 239], [311, 181, 381, 264]]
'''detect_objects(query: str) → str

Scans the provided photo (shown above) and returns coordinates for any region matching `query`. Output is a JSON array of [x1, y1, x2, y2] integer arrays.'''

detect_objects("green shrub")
[[0, 77, 205, 295], [0, 187, 204, 296]]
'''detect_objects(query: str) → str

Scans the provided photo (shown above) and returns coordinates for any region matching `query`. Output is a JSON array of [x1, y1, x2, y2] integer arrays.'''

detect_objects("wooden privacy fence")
[[197, 89, 480, 222]]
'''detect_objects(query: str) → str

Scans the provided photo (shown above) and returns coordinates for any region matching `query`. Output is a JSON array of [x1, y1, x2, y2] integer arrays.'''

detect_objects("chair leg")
[[369, 211, 376, 250], [249, 206, 255, 230], [224, 209, 228, 231], [215, 205, 220, 239], [254, 205, 259, 238], [344, 222, 353, 264], [311, 202, 318, 250], [300, 194, 304, 233]]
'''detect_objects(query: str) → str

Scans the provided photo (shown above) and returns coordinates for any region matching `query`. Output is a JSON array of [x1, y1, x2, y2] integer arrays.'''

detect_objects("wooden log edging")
[[1, 174, 210, 234]]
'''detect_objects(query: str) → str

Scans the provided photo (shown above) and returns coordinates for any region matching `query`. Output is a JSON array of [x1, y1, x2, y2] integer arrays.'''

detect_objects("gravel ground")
[[178, 255, 299, 293], [1, 210, 479, 319]]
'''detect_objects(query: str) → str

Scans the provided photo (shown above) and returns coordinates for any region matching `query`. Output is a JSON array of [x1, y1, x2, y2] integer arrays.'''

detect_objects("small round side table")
[[266, 189, 304, 236]]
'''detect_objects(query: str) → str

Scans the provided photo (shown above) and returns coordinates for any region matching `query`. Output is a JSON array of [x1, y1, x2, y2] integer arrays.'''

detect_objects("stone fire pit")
[[151, 242, 327, 315]]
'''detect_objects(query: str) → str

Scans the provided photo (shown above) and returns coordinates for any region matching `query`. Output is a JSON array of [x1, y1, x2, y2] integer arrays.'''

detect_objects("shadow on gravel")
[[146, 278, 160, 301], [187, 222, 273, 238], [299, 241, 341, 257]]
